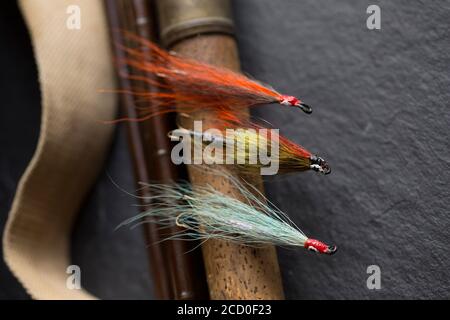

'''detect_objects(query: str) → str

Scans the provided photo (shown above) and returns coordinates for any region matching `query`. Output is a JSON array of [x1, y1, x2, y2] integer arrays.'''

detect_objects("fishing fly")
[[168, 113, 331, 175], [118, 171, 337, 255], [110, 33, 312, 122]]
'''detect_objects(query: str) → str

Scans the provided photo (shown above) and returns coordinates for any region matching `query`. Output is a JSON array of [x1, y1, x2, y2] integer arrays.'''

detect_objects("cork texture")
[[172, 35, 284, 300]]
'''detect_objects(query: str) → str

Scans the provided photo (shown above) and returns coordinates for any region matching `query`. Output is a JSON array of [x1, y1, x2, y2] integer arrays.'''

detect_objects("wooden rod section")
[[155, 0, 285, 300], [104, 0, 209, 300]]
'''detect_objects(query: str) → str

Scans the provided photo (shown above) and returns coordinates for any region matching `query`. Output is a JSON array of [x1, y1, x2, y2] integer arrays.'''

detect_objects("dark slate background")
[[0, 0, 448, 299]]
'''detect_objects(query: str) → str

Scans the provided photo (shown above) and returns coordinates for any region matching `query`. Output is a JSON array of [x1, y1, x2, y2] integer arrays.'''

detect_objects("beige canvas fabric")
[[3, 0, 117, 299]]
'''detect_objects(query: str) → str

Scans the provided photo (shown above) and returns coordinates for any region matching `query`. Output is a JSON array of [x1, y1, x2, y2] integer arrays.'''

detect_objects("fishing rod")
[[104, 0, 208, 299]]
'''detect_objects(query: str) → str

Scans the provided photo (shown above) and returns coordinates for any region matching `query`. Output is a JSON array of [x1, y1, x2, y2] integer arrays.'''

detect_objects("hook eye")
[[310, 155, 331, 175], [168, 128, 192, 141], [167, 130, 180, 141], [322, 163, 331, 175], [175, 213, 189, 229], [326, 245, 338, 255], [298, 103, 312, 114]]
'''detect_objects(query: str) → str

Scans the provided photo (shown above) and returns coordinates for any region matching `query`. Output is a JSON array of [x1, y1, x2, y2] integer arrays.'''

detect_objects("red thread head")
[[304, 238, 337, 255], [280, 95, 299, 106], [279, 95, 312, 114]]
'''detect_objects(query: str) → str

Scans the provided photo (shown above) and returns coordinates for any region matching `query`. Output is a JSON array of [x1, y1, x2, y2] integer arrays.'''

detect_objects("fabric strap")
[[3, 0, 116, 299]]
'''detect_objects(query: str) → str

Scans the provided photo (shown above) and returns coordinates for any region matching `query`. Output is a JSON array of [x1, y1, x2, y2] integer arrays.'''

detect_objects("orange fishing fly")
[[111, 33, 312, 122]]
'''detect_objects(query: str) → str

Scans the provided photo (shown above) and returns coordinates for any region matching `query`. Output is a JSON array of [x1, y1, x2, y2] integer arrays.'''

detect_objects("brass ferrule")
[[155, 0, 235, 48]]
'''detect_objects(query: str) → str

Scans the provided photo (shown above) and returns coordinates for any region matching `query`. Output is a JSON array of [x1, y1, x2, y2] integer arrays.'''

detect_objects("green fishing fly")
[[119, 171, 336, 255]]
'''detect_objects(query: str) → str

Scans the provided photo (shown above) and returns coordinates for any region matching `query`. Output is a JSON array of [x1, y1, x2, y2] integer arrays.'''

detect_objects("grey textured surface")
[[234, 0, 450, 299], [1, 0, 449, 299], [71, 125, 154, 300]]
